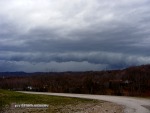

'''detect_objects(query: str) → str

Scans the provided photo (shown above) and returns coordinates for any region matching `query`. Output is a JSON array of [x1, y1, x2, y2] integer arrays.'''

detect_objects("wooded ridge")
[[0, 65, 150, 97]]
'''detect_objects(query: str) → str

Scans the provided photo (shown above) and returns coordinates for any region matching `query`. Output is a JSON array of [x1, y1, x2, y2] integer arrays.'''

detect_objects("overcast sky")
[[0, 0, 150, 72]]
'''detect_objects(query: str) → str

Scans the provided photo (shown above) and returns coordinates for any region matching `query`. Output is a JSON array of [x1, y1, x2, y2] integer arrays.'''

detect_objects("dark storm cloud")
[[0, 0, 150, 72]]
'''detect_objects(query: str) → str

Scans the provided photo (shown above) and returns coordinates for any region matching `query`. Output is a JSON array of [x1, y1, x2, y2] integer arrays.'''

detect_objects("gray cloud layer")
[[0, 0, 150, 72]]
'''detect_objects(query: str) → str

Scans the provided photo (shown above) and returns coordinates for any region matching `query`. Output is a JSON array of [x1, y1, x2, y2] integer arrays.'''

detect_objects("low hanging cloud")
[[0, 51, 150, 72], [0, 0, 150, 72]]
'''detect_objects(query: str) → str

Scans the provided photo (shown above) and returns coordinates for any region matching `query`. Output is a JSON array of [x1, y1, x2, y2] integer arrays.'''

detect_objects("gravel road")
[[19, 91, 150, 113]]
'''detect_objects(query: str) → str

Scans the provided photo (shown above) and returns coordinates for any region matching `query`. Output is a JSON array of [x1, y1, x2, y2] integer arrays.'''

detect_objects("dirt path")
[[19, 91, 150, 113]]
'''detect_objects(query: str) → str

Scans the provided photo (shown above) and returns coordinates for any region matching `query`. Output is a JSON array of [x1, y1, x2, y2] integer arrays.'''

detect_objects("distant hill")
[[0, 72, 30, 77], [0, 64, 150, 76], [0, 64, 150, 97]]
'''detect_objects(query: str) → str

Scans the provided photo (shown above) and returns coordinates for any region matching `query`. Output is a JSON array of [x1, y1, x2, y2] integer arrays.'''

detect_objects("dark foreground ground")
[[0, 89, 123, 113]]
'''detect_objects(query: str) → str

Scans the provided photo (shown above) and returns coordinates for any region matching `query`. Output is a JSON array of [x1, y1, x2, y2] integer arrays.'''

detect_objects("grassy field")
[[0, 89, 100, 113]]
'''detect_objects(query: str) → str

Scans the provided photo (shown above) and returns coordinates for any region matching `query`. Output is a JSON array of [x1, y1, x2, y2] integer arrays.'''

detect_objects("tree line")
[[0, 65, 150, 97]]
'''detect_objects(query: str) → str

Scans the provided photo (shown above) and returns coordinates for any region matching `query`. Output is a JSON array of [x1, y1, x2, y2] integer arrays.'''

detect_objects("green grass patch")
[[0, 89, 99, 112]]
